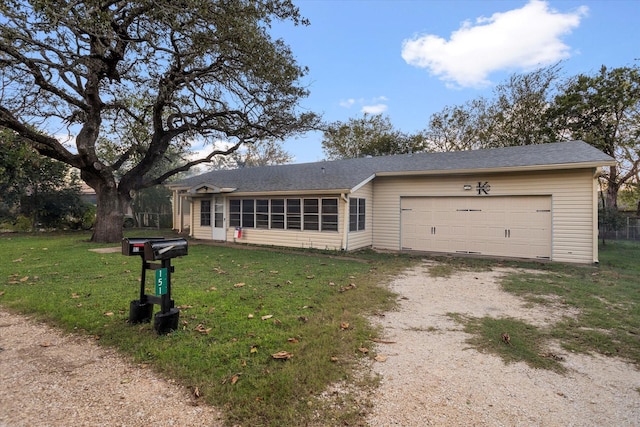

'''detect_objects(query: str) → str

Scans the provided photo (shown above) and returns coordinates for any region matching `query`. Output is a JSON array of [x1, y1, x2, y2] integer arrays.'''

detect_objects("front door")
[[212, 196, 226, 241]]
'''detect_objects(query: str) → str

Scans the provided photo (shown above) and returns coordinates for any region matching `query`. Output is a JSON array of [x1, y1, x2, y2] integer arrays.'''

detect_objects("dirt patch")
[[366, 262, 640, 426], [88, 247, 122, 254], [0, 311, 224, 427]]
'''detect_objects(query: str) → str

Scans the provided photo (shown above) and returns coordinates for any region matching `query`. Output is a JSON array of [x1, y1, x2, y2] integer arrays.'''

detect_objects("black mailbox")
[[144, 238, 188, 261], [122, 237, 164, 256]]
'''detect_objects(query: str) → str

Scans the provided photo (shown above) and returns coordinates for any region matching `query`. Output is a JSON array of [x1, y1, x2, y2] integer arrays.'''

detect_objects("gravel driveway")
[[366, 261, 640, 426], [1, 261, 639, 426]]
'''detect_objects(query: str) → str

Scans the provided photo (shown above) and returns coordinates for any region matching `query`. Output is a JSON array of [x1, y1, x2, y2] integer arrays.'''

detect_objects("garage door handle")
[[505, 229, 511, 238], [431, 226, 436, 234]]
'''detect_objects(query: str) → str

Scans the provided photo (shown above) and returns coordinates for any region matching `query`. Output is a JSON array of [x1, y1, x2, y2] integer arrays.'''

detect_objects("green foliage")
[[0, 233, 414, 426], [550, 65, 640, 208], [0, 130, 92, 229], [425, 64, 563, 151], [0, 0, 319, 242], [322, 113, 427, 159], [598, 206, 627, 244]]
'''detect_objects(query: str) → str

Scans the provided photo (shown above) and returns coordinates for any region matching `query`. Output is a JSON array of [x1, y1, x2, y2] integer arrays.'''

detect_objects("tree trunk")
[[91, 182, 124, 243], [606, 178, 619, 210]]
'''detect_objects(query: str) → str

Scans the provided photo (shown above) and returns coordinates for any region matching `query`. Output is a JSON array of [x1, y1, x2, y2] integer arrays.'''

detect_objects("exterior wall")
[[346, 182, 374, 251], [190, 193, 347, 251], [372, 169, 598, 264], [229, 227, 344, 250]]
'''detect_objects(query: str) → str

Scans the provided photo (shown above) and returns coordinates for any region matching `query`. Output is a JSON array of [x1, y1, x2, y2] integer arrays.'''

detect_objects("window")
[[200, 199, 211, 226], [303, 199, 319, 231], [227, 197, 338, 232], [321, 199, 338, 231], [229, 199, 240, 227], [271, 199, 285, 229], [242, 199, 255, 228], [256, 199, 269, 229], [349, 198, 366, 231], [287, 199, 301, 230]]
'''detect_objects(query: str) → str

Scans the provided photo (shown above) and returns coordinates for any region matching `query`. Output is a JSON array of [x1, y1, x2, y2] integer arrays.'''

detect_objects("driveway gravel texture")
[[1, 260, 639, 426]]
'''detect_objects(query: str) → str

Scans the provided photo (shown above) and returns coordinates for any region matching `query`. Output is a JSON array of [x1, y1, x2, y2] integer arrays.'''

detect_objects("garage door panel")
[[400, 196, 551, 259]]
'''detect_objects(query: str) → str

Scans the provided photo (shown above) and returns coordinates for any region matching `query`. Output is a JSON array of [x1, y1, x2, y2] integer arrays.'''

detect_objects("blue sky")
[[271, 0, 640, 164]]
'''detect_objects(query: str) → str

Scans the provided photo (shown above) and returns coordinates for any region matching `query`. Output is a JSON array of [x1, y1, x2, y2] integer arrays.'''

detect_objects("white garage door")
[[401, 196, 551, 260]]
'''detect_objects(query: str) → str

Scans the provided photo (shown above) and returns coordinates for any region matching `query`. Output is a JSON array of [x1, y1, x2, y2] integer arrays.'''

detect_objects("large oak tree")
[[550, 65, 640, 209], [0, 0, 318, 242]]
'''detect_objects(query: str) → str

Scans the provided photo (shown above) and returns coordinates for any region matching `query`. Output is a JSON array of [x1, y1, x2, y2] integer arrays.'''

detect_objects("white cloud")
[[361, 104, 388, 114], [401, 0, 588, 88], [340, 96, 389, 114], [339, 98, 356, 108]]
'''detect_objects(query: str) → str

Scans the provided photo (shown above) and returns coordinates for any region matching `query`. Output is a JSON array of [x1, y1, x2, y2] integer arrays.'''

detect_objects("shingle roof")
[[170, 141, 615, 194]]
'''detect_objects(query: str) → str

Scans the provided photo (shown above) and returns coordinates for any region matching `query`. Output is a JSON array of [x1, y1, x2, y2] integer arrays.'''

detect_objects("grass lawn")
[[2, 232, 639, 424], [0, 231, 416, 426], [447, 240, 640, 373]]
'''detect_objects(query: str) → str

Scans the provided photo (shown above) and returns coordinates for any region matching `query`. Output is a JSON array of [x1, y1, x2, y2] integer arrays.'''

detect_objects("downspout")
[[341, 193, 349, 250]]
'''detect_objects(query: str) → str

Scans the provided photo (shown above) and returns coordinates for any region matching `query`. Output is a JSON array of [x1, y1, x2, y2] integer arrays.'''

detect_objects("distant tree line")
[[321, 63, 640, 212]]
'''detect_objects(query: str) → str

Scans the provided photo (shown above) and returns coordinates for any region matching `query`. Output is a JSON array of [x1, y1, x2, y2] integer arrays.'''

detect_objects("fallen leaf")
[[375, 355, 388, 362], [358, 347, 369, 354], [208, 286, 217, 291], [234, 282, 245, 288], [298, 316, 308, 322], [340, 322, 350, 330], [193, 386, 200, 398], [261, 314, 273, 320], [231, 374, 239, 385], [270, 270, 279, 274], [194, 324, 212, 334], [250, 346, 258, 353], [19, 276, 29, 282], [272, 351, 293, 360], [39, 342, 52, 347], [104, 312, 114, 316], [306, 275, 315, 279], [0, 291, 5, 297], [177, 305, 193, 310], [247, 314, 254, 319], [12, 258, 23, 262], [287, 338, 299, 344], [71, 293, 80, 299], [272, 318, 282, 325], [330, 356, 339, 362]]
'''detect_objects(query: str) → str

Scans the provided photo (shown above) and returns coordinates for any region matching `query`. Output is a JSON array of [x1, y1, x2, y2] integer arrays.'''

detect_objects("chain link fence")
[[599, 216, 640, 241]]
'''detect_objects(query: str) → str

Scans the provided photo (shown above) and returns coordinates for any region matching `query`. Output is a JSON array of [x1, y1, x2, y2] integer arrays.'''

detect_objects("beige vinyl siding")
[[229, 228, 344, 250], [372, 169, 598, 264], [347, 182, 374, 251]]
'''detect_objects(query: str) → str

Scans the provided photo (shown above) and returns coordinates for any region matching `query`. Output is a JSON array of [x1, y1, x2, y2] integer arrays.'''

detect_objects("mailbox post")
[[122, 237, 188, 335]]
